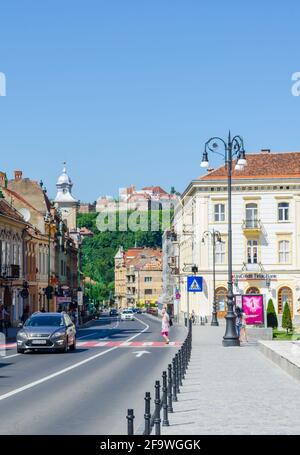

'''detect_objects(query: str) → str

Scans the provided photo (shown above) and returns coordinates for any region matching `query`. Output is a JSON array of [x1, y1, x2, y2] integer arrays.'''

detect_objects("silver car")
[[17, 312, 76, 353]]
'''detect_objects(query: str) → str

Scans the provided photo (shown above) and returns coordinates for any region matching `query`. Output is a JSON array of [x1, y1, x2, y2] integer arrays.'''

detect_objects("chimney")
[[0, 172, 7, 188], [261, 149, 271, 154], [14, 170, 23, 181]]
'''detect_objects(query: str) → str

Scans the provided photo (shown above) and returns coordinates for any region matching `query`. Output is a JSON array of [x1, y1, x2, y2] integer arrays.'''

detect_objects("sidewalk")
[[162, 325, 300, 435]]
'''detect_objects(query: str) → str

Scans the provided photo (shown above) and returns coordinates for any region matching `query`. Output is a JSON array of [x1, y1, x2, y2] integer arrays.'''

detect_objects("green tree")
[[282, 301, 293, 334], [267, 298, 278, 329]]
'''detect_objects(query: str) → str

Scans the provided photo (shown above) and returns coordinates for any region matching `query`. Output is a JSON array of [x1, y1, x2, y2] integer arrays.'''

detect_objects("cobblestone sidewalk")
[[162, 325, 300, 435]]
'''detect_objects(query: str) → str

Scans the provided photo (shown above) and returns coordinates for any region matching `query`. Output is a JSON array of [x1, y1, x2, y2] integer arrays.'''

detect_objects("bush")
[[282, 302, 293, 334], [267, 298, 278, 329]]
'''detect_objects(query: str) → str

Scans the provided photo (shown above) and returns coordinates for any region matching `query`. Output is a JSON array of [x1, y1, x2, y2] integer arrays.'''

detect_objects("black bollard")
[[154, 380, 161, 436], [175, 353, 180, 393], [167, 364, 173, 413], [178, 350, 183, 386], [182, 343, 186, 379], [144, 392, 151, 435], [172, 358, 178, 402], [127, 409, 135, 435], [162, 371, 169, 427]]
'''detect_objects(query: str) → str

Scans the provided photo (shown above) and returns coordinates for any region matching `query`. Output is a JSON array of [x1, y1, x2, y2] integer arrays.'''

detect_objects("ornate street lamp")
[[201, 131, 247, 347], [202, 229, 222, 326]]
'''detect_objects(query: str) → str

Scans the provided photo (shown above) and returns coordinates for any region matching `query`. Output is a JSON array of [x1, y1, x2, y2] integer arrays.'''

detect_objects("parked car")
[[16, 312, 76, 354], [146, 307, 158, 316], [121, 309, 135, 321], [109, 308, 118, 317]]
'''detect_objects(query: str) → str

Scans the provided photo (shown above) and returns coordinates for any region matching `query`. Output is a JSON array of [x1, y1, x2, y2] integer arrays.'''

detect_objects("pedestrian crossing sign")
[[187, 276, 203, 293]]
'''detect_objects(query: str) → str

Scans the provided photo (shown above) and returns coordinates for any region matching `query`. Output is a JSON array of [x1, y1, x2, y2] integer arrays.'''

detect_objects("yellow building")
[[114, 247, 162, 309]]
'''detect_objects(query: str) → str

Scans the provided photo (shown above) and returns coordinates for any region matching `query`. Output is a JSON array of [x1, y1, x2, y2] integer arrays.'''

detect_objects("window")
[[278, 202, 289, 221], [215, 287, 227, 313], [215, 241, 226, 264], [247, 240, 258, 264], [214, 204, 225, 222], [279, 240, 290, 263], [278, 287, 293, 315], [145, 289, 152, 295], [246, 287, 260, 295], [245, 203, 258, 228], [144, 277, 152, 282]]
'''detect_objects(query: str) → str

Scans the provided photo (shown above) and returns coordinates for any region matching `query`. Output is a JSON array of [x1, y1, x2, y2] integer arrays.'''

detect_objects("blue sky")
[[0, 1, 300, 201]]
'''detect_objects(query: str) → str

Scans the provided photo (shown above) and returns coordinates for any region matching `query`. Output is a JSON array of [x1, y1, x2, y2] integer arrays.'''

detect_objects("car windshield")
[[123, 310, 132, 314], [25, 316, 64, 327]]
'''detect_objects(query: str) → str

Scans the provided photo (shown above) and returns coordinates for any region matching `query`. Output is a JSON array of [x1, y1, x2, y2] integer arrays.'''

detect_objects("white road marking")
[[0, 318, 150, 402], [2, 354, 20, 359], [77, 332, 98, 340], [133, 351, 150, 358]]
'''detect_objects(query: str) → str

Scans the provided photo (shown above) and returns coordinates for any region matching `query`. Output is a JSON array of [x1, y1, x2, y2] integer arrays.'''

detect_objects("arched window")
[[246, 287, 260, 294], [216, 287, 227, 315], [278, 287, 293, 315]]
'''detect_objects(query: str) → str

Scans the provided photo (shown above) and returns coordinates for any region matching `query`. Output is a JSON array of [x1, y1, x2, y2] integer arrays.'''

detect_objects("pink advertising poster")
[[242, 295, 264, 325]]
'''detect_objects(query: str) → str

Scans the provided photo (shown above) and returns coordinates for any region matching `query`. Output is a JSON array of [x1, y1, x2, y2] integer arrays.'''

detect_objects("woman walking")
[[161, 308, 170, 345], [240, 310, 248, 342]]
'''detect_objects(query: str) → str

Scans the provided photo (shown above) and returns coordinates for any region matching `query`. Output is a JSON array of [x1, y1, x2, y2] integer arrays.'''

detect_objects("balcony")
[[242, 219, 262, 235], [1, 264, 21, 279]]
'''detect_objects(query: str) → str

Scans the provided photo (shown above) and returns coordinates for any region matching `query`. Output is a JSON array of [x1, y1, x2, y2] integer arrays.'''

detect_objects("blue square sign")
[[187, 276, 203, 293]]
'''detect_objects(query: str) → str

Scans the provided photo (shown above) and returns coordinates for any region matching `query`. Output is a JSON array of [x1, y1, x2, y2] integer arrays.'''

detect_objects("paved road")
[[0, 314, 186, 435]]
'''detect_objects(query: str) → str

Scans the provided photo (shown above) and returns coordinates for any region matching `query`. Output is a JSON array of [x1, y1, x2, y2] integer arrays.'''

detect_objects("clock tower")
[[54, 163, 79, 231]]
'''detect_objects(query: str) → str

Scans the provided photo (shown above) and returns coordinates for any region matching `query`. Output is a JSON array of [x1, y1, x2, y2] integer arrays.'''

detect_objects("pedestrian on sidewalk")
[[21, 306, 29, 325], [240, 310, 248, 343], [235, 306, 243, 339], [161, 308, 170, 345], [191, 309, 196, 324]]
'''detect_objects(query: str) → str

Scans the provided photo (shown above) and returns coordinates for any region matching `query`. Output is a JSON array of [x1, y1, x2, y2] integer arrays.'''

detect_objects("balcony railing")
[[1, 264, 21, 279], [242, 219, 262, 230]]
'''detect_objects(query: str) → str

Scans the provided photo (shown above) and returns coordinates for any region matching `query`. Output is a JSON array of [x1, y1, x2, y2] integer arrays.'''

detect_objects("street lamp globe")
[[200, 151, 209, 168]]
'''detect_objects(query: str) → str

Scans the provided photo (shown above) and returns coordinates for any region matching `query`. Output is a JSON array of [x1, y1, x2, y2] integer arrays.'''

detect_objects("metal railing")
[[126, 319, 193, 435], [242, 219, 262, 229]]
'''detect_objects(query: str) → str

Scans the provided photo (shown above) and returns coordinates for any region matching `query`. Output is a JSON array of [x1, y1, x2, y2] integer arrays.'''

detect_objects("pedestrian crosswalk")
[[0, 340, 181, 350]]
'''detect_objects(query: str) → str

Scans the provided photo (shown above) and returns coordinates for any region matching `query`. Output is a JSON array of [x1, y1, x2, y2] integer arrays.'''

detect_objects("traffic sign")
[[187, 276, 203, 293]]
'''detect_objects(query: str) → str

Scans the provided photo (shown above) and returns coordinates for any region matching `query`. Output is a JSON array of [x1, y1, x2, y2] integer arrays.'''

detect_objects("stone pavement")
[[162, 325, 300, 435]]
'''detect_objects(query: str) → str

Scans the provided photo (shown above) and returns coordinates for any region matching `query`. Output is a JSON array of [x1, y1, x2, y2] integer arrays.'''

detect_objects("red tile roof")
[[142, 186, 168, 194], [0, 199, 26, 222], [198, 152, 300, 181]]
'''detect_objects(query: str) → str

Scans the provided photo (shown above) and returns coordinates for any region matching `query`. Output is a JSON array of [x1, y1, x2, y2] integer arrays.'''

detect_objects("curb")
[[259, 341, 300, 383]]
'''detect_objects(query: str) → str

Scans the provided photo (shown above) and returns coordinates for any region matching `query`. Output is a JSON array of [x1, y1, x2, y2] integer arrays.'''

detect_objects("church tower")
[[54, 163, 79, 231]]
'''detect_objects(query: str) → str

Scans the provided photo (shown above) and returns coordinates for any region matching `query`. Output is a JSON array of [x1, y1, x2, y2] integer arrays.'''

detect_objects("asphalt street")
[[0, 314, 186, 435]]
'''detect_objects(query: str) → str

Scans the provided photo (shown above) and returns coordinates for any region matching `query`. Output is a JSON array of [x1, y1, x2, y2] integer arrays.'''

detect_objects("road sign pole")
[[187, 280, 189, 328]]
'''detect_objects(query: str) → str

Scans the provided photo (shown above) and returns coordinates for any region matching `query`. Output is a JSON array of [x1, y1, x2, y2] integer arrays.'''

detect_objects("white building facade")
[[166, 151, 300, 325]]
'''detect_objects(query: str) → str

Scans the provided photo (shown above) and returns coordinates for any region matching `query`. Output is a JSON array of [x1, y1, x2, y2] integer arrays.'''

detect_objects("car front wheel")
[[70, 338, 76, 351], [17, 347, 25, 354]]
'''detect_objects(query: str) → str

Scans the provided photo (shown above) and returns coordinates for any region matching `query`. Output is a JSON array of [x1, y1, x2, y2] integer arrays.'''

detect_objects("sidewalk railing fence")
[[126, 319, 193, 435]]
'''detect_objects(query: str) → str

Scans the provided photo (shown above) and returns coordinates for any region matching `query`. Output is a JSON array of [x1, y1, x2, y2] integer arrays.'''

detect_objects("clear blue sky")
[[1, 1, 300, 202]]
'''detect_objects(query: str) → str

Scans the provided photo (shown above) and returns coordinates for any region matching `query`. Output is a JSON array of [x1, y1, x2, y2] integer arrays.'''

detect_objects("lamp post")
[[202, 229, 221, 326], [44, 212, 54, 312], [201, 131, 247, 347]]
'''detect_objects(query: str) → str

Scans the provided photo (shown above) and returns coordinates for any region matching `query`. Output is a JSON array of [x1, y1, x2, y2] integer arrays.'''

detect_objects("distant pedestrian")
[[240, 310, 248, 343], [235, 307, 243, 339], [0, 304, 8, 333], [191, 309, 196, 324], [21, 306, 29, 325], [161, 308, 170, 345]]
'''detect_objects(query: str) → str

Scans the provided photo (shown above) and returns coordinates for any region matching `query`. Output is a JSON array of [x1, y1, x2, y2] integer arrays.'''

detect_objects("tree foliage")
[[78, 210, 166, 301], [282, 301, 293, 334], [267, 298, 278, 329]]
